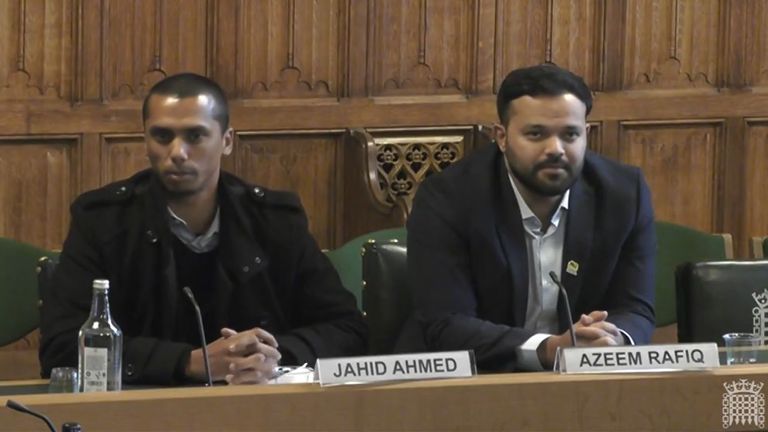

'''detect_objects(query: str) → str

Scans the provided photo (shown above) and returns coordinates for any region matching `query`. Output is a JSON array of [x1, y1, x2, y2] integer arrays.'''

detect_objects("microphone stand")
[[549, 271, 577, 347], [6, 399, 56, 432], [183, 287, 214, 387]]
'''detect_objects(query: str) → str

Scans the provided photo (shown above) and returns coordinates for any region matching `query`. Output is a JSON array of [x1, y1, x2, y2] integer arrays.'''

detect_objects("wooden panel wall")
[[1, 0, 768, 257]]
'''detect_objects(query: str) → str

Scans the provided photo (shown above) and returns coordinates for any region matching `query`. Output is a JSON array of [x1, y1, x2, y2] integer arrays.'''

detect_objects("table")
[[1, 365, 767, 431]]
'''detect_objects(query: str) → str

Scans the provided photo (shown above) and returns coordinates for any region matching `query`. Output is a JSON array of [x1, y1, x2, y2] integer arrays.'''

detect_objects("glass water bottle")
[[77, 279, 122, 392]]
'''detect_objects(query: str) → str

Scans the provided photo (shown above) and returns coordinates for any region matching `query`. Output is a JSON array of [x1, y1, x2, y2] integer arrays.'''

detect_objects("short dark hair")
[[142, 73, 230, 132], [496, 64, 592, 124]]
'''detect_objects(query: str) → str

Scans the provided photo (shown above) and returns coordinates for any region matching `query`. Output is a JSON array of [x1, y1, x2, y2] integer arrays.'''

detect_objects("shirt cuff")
[[619, 328, 635, 345], [516, 333, 553, 371]]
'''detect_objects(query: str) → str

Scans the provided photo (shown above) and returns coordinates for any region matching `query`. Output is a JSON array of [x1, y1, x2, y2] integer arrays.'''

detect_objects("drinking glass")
[[722, 333, 760, 365]]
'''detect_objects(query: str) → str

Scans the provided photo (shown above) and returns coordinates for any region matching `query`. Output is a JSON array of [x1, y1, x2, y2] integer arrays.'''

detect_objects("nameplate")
[[555, 343, 720, 373], [316, 351, 476, 386]]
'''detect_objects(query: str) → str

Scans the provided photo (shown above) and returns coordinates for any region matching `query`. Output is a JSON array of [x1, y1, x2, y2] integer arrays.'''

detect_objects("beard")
[[161, 185, 199, 200], [508, 156, 581, 197], [155, 170, 202, 200]]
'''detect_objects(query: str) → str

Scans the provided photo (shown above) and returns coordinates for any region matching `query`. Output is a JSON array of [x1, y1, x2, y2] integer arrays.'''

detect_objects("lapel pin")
[[566, 260, 579, 276]]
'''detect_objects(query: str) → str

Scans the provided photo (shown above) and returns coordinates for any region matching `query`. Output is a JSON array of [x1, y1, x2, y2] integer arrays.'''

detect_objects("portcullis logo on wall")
[[722, 379, 765, 429]]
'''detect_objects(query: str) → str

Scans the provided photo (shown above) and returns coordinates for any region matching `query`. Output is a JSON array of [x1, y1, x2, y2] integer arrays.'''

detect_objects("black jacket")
[[40, 170, 366, 384], [405, 144, 656, 371]]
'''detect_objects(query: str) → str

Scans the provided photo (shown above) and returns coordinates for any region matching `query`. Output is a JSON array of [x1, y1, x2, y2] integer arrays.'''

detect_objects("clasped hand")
[[538, 310, 624, 368], [186, 327, 281, 385]]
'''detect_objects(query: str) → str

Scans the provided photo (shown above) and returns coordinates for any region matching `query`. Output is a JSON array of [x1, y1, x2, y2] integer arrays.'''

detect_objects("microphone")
[[182, 286, 213, 387], [549, 271, 577, 348], [5, 399, 56, 432]]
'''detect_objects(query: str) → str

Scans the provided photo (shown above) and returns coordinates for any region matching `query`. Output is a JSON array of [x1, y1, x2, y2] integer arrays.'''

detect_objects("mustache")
[[165, 168, 196, 175], [533, 158, 571, 172]]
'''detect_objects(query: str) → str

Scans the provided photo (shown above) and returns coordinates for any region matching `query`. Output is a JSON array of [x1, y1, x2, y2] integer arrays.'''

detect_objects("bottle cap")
[[92, 279, 110, 290], [62, 423, 82, 432]]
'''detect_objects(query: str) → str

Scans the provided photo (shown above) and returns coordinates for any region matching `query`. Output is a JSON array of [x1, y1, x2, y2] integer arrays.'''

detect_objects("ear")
[[585, 123, 591, 134], [493, 123, 507, 152], [222, 127, 234, 156]]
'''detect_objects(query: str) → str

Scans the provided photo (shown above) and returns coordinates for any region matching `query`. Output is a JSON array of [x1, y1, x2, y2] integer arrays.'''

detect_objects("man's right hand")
[[185, 327, 281, 384]]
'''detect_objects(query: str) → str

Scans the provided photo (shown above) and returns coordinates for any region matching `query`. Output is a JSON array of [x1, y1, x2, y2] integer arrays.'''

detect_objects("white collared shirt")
[[505, 165, 571, 371], [505, 164, 634, 371], [510, 178, 570, 334], [167, 206, 220, 253]]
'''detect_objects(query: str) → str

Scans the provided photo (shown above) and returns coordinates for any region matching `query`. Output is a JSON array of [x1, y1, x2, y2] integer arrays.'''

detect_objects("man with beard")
[[40, 73, 366, 385], [405, 64, 655, 371]]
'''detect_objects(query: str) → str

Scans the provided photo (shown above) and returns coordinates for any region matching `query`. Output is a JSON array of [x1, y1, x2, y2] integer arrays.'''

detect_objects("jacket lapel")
[[218, 177, 268, 286], [216, 178, 273, 329], [558, 177, 594, 331], [493, 156, 529, 328]]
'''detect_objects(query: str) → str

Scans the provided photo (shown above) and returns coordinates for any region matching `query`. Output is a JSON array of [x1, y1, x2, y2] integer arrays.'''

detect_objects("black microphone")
[[5, 399, 56, 432], [183, 286, 213, 387], [549, 271, 577, 348]]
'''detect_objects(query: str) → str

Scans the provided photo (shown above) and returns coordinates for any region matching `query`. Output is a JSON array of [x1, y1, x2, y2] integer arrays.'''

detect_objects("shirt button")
[[242, 265, 250, 273], [254, 257, 262, 264]]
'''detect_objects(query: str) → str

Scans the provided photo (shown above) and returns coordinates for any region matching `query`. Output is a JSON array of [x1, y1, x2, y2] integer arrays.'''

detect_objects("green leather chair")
[[0, 237, 50, 346], [750, 236, 768, 259], [654, 221, 733, 339], [361, 241, 409, 354], [676, 260, 768, 345], [325, 228, 407, 310]]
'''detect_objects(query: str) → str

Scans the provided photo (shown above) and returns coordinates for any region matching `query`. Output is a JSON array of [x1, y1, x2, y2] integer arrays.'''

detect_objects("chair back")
[[325, 228, 406, 310], [676, 260, 768, 345], [0, 238, 49, 346], [37, 255, 59, 310], [654, 221, 733, 327], [750, 236, 768, 259], [362, 241, 409, 354]]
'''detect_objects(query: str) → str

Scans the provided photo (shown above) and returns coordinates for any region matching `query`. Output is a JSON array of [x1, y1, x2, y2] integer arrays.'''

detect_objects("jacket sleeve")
[[407, 179, 537, 372], [601, 171, 656, 344], [275, 213, 367, 364], [39, 203, 194, 384], [39, 203, 100, 377]]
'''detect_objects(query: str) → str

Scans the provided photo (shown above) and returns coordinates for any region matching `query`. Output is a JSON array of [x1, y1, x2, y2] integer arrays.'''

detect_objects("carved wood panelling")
[[587, 121, 601, 153], [744, 1, 768, 88], [213, 0, 340, 99], [369, 0, 473, 96], [0, 0, 72, 101], [0, 136, 78, 249], [620, 121, 723, 232], [494, 0, 547, 86], [349, 127, 474, 218], [744, 120, 768, 237], [2, 0, 768, 257], [98, 0, 208, 101], [549, 0, 604, 89], [100, 134, 149, 183], [494, 0, 603, 91], [623, 0, 720, 90], [234, 131, 341, 248]]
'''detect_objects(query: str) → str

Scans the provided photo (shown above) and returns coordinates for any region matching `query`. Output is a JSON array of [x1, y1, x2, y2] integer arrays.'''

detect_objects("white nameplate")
[[555, 343, 720, 373], [316, 351, 476, 386]]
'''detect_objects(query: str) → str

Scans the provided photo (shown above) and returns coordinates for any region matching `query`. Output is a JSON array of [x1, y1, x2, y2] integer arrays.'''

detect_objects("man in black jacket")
[[40, 73, 366, 385], [406, 65, 655, 371]]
